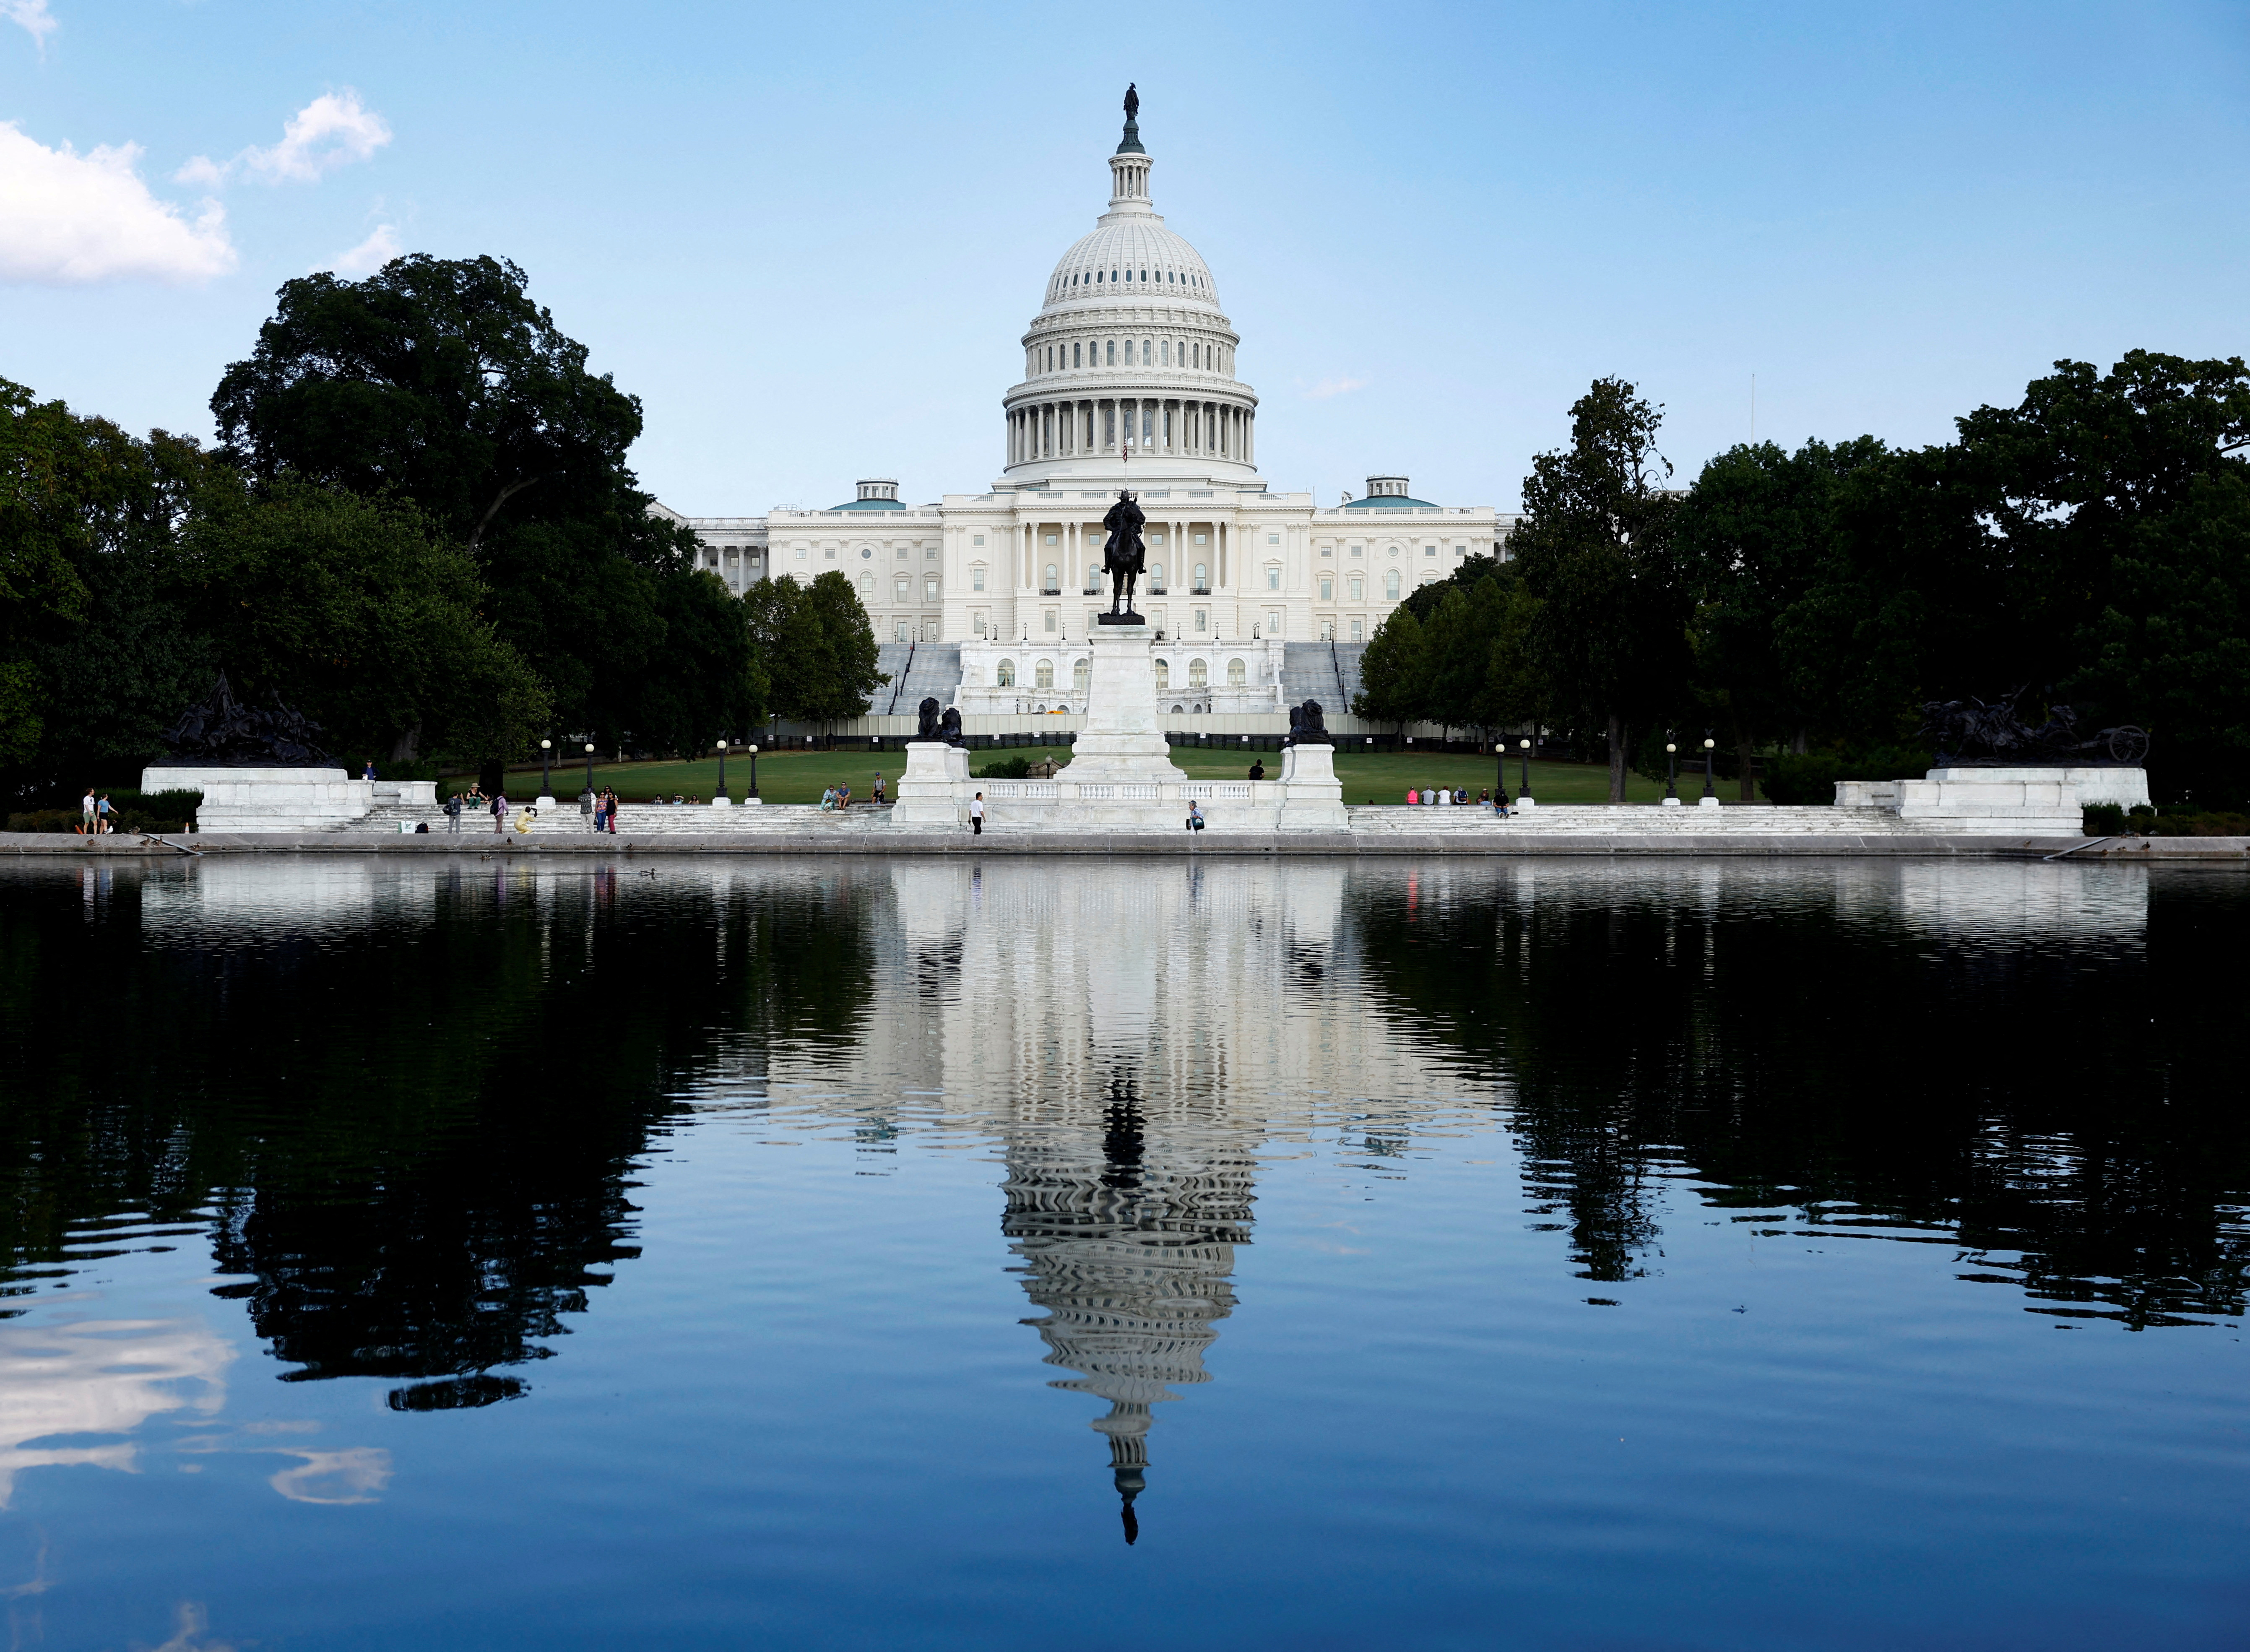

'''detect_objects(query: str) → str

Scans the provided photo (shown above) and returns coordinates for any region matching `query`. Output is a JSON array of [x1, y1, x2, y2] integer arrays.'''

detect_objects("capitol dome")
[[1041, 220, 1220, 313], [1002, 92, 1259, 485]]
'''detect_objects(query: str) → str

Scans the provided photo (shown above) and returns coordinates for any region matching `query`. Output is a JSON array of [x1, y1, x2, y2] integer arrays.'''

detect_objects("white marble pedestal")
[[142, 765, 374, 833], [892, 743, 972, 826], [1277, 742, 1347, 829], [1058, 623, 1189, 784]]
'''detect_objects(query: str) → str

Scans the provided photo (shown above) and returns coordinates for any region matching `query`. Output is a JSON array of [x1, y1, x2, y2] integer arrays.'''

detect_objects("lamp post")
[[583, 742, 595, 795], [1519, 737, 1533, 800], [746, 744, 760, 801], [1701, 735, 1717, 801], [539, 738, 553, 800], [1665, 739, 1678, 801], [715, 739, 730, 805]]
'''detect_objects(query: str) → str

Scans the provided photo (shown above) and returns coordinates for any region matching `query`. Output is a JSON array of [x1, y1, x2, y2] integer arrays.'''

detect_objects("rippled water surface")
[[1, 856, 2246, 1650]]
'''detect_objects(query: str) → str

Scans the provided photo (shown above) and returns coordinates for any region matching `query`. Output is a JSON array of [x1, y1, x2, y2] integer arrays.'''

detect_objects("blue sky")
[[3, 0, 2244, 513]]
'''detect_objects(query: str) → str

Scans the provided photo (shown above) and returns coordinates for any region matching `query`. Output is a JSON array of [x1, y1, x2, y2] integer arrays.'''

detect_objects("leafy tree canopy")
[[211, 255, 644, 549]]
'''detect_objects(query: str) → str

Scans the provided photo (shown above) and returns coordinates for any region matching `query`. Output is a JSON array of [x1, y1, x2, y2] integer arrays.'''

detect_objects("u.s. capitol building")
[[652, 94, 1517, 720]]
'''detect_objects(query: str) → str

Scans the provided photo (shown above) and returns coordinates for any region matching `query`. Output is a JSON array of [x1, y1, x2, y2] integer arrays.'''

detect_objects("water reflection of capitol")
[[122, 855, 2156, 1531]]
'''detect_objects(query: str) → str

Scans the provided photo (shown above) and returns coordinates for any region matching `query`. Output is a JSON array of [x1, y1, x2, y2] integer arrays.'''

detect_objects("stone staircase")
[[1280, 641, 1361, 715], [1345, 804, 1930, 835]]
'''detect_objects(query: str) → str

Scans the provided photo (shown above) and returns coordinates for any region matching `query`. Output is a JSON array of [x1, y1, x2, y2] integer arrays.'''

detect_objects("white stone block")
[[1697, 794, 1722, 809], [1661, 796, 1683, 807], [892, 742, 973, 826]]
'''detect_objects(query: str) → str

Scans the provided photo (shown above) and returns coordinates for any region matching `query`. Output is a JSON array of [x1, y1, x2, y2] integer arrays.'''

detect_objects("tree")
[[1472, 565, 1549, 736], [1673, 437, 1889, 793], [622, 569, 765, 757], [177, 478, 549, 770], [211, 255, 642, 550], [1353, 606, 1429, 734], [209, 254, 734, 750], [1510, 378, 1692, 801], [0, 379, 218, 789], [793, 571, 887, 729]]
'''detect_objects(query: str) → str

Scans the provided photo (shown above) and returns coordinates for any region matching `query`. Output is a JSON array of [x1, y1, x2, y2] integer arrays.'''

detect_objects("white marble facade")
[[651, 103, 1518, 699]]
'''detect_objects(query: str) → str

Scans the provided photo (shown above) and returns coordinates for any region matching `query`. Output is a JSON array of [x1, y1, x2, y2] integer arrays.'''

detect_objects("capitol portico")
[[651, 93, 1518, 720]]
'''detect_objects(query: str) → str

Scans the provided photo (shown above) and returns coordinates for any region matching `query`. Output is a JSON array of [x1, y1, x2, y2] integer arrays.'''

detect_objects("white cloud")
[[0, 122, 236, 284], [324, 222, 401, 275], [1303, 375, 1368, 401], [177, 90, 392, 188], [3, 1, 56, 56]]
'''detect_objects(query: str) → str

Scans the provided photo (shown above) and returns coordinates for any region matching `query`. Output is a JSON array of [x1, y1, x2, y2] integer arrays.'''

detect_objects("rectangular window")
[[1045, 534, 1058, 545], [973, 534, 985, 546], [1350, 617, 1363, 642], [1350, 544, 1362, 557], [972, 567, 986, 591], [1194, 533, 1207, 545], [1320, 577, 1333, 600], [1454, 544, 1466, 556], [1425, 544, 1438, 557], [1267, 533, 1280, 544], [1194, 609, 1208, 631], [1044, 610, 1057, 632], [974, 614, 987, 636], [824, 547, 837, 559], [1320, 545, 1332, 557]]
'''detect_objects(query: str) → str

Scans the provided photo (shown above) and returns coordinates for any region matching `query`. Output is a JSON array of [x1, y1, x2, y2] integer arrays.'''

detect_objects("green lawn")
[[449, 749, 1753, 806]]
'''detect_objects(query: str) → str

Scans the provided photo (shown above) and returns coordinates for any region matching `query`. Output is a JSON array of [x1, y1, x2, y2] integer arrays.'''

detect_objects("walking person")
[[81, 788, 96, 834], [95, 793, 114, 834], [969, 792, 984, 836], [492, 791, 510, 835], [444, 792, 463, 833]]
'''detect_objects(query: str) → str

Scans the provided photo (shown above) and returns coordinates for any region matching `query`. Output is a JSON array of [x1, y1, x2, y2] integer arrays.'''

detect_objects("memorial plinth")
[[892, 742, 973, 826], [1057, 624, 1188, 785]]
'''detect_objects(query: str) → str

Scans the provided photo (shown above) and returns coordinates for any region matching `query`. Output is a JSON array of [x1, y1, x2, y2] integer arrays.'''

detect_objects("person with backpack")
[[444, 793, 463, 833], [1186, 799, 1204, 832]]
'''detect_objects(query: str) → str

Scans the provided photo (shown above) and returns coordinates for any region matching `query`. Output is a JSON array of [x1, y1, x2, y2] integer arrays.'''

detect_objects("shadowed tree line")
[[4, 254, 885, 803], [0, 864, 883, 1404], [1345, 869, 2250, 1328], [1355, 356, 2250, 805]]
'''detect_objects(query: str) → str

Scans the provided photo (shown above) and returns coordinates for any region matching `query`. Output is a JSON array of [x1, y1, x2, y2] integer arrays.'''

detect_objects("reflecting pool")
[[1, 856, 2245, 1650]]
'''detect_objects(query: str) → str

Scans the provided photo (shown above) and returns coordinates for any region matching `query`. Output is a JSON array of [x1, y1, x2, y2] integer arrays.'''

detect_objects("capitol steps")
[[1344, 804, 1928, 835]]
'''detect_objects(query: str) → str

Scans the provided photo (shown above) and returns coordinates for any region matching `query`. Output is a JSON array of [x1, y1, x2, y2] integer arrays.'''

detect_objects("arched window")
[[1320, 577, 1333, 601], [1161, 339, 1170, 365], [1073, 342, 1081, 367], [1155, 658, 1170, 690], [1188, 658, 1208, 689], [1348, 575, 1363, 600], [998, 659, 1015, 687], [1044, 563, 1059, 593], [925, 575, 939, 601], [1227, 658, 1246, 687], [1384, 570, 1401, 599], [857, 572, 874, 601], [1266, 565, 1281, 590], [1035, 659, 1054, 689], [1073, 658, 1090, 693], [1150, 562, 1165, 591], [1194, 563, 1208, 591], [1107, 340, 1116, 365], [972, 565, 986, 591], [1142, 338, 1152, 363]]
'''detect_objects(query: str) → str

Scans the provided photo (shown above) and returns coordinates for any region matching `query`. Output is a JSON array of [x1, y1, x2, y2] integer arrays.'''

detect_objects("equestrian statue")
[[1099, 490, 1146, 624]]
